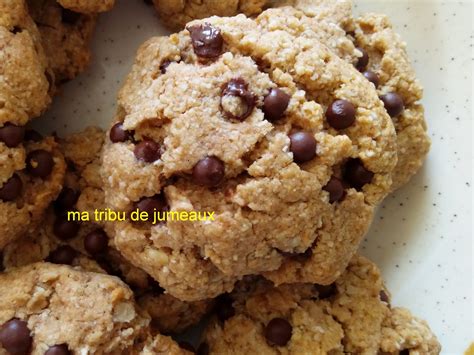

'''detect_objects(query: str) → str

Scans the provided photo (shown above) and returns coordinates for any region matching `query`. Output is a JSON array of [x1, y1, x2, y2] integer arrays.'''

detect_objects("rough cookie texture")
[[0, 136, 66, 250], [102, 11, 397, 301], [0, 263, 150, 354], [27, 0, 97, 84], [202, 255, 441, 354], [153, 0, 268, 30], [57, 0, 115, 14], [2, 127, 212, 335]]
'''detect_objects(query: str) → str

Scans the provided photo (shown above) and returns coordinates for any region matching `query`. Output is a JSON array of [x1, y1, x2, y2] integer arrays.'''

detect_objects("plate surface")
[[35, 1, 473, 353]]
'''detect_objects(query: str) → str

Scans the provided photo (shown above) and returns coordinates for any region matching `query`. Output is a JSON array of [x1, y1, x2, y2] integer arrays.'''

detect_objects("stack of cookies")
[[0, 0, 439, 354]]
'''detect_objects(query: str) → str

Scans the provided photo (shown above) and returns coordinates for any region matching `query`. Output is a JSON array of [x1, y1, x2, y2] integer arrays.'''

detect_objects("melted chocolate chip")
[[220, 78, 256, 121], [192, 156, 225, 187], [343, 158, 374, 191], [0, 123, 25, 148], [0, 319, 32, 355], [187, 23, 224, 59], [215, 294, 235, 323], [26, 149, 54, 178], [45, 344, 71, 355], [355, 47, 369, 71], [61, 8, 81, 24], [289, 131, 317, 163], [362, 70, 380, 88], [380, 92, 404, 118], [0, 174, 22, 202], [47, 245, 77, 265], [84, 229, 108, 255], [134, 139, 161, 163], [53, 217, 80, 240], [110, 123, 132, 143], [323, 176, 345, 203], [134, 195, 168, 218], [263, 88, 291, 122], [326, 99, 356, 130], [264, 318, 292, 346]]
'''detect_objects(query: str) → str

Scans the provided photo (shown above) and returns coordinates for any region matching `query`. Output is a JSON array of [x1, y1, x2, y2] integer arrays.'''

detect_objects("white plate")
[[35, 0, 473, 353]]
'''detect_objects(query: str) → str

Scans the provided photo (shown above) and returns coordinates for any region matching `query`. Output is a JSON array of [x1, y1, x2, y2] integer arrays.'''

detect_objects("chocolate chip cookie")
[[102, 11, 397, 301], [201, 255, 441, 354], [57, 0, 115, 14]]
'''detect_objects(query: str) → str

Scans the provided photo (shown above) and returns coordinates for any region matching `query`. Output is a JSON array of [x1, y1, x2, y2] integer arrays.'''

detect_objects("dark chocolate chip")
[[45, 344, 71, 355], [178, 342, 195, 352], [24, 129, 43, 142], [343, 158, 374, 191], [53, 217, 80, 240], [215, 294, 235, 323], [314, 283, 337, 299], [193, 156, 225, 187], [326, 99, 356, 130], [10, 26, 22, 34], [110, 123, 132, 143], [54, 187, 79, 213], [362, 70, 380, 88], [323, 176, 345, 203], [134, 195, 168, 218], [47, 245, 77, 265], [289, 131, 317, 163], [264, 318, 292, 347], [355, 47, 369, 71], [263, 88, 291, 122], [0, 319, 32, 355], [26, 149, 54, 178], [220, 78, 256, 121], [134, 139, 161, 163], [0, 123, 25, 148], [84, 229, 108, 255], [61, 8, 81, 24], [187, 23, 224, 58], [0, 174, 22, 202], [380, 92, 404, 118], [196, 342, 209, 355]]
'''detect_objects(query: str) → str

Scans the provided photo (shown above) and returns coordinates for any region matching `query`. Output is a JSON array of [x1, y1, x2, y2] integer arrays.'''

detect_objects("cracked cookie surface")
[[102, 10, 397, 301], [201, 255, 441, 354]]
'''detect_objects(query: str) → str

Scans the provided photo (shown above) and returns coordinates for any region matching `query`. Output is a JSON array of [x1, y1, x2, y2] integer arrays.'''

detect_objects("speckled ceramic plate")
[[35, 1, 473, 353]]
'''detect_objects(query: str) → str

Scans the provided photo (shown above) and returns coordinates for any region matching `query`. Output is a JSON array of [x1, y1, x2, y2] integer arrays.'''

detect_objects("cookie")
[[0, 262, 150, 354], [57, 0, 115, 14], [152, 0, 267, 30], [101, 11, 397, 301], [2, 126, 212, 335], [201, 255, 441, 354], [27, 0, 97, 84], [0, 135, 66, 250]]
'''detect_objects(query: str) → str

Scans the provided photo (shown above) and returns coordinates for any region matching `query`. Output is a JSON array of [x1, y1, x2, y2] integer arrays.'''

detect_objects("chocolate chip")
[[84, 229, 108, 255], [355, 47, 369, 71], [47, 245, 77, 265], [178, 342, 195, 352], [400, 350, 410, 355], [53, 217, 80, 240], [159, 60, 172, 74], [215, 294, 235, 323], [192, 156, 225, 187], [380, 290, 390, 304], [110, 123, 132, 143], [24, 129, 43, 142], [54, 187, 79, 212], [10, 26, 22, 34], [0, 174, 22, 202], [314, 283, 337, 299], [134, 139, 161, 163], [362, 70, 379, 88], [289, 131, 317, 163], [134, 195, 168, 218], [61, 8, 80, 24], [45, 344, 71, 355], [26, 149, 54, 178], [0, 318, 32, 355], [344, 158, 374, 191], [263, 88, 291, 122], [0, 123, 25, 148], [188, 23, 224, 59], [326, 99, 356, 130], [323, 176, 345, 203], [380, 92, 404, 118], [196, 343, 209, 355], [264, 318, 292, 347], [220, 78, 256, 121]]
